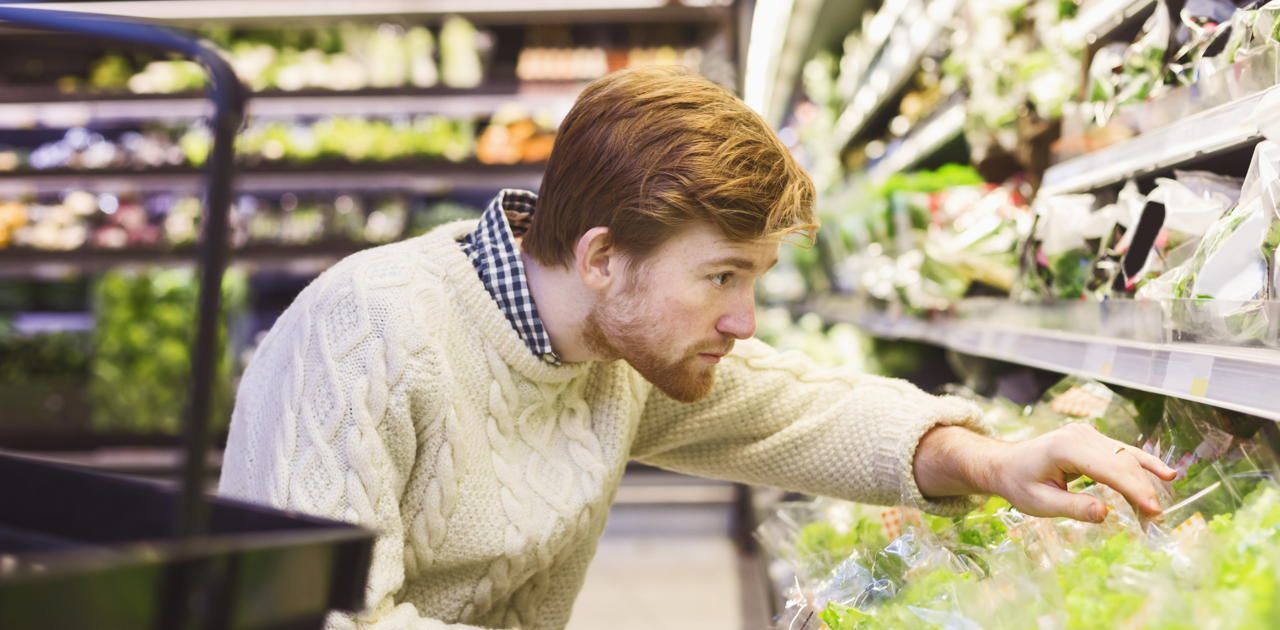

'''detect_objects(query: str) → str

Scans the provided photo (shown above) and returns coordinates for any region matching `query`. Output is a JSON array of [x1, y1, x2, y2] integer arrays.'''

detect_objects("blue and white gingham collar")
[[459, 189, 561, 365]]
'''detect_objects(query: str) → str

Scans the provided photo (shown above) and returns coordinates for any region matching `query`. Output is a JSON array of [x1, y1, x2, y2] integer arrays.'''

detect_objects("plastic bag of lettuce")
[[1169, 140, 1280, 346], [89, 268, 246, 434]]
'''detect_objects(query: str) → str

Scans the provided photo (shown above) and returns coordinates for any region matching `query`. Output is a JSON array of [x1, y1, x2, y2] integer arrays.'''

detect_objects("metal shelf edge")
[[813, 299, 1280, 422], [0, 85, 584, 128], [1040, 85, 1277, 196]]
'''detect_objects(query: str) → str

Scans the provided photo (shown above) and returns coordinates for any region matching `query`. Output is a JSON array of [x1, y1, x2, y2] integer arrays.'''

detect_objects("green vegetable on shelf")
[[440, 16, 484, 89], [89, 268, 246, 434]]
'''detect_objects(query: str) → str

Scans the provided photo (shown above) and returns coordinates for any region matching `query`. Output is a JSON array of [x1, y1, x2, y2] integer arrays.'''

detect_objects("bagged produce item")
[[1119, 174, 1221, 252], [759, 392, 1280, 629], [1119, 0, 1174, 103], [1084, 1, 1173, 127], [922, 182, 1032, 296], [1166, 0, 1247, 86], [1085, 43, 1130, 127], [1025, 376, 1145, 445], [1170, 140, 1280, 345], [1218, 0, 1280, 65], [1017, 191, 1121, 300], [1124, 170, 1241, 296]]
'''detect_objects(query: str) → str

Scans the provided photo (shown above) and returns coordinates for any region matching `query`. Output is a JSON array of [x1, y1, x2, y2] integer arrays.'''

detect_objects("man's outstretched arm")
[[914, 423, 1178, 522]]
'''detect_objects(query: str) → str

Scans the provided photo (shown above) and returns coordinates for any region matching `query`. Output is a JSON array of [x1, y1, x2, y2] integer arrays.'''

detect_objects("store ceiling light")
[[0, 0, 730, 21]]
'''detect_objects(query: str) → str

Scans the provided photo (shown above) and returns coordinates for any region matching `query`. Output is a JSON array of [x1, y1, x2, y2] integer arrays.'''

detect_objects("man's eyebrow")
[[704, 256, 780, 271]]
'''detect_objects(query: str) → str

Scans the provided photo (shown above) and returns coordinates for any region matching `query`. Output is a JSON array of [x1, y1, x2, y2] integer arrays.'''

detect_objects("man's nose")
[[716, 304, 756, 340]]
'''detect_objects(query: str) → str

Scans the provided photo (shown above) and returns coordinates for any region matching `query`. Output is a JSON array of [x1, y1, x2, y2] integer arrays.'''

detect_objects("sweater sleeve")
[[630, 338, 992, 516], [218, 257, 505, 630]]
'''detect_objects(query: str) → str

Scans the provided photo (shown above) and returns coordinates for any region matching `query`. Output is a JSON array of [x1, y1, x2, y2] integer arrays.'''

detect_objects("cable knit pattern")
[[218, 220, 989, 630]]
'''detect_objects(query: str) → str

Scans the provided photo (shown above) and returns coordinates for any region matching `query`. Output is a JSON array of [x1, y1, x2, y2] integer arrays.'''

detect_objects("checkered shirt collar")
[[462, 189, 560, 365]]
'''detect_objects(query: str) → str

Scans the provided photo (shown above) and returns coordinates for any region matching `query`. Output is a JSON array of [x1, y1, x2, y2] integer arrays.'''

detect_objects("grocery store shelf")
[[830, 0, 959, 151], [1055, 0, 1157, 46], [0, 161, 546, 195], [0, 84, 583, 129], [867, 96, 965, 183], [4, 0, 732, 25], [813, 295, 1280, 422], [0, 242, 375, 276], [1039, 86, 1273, 196]]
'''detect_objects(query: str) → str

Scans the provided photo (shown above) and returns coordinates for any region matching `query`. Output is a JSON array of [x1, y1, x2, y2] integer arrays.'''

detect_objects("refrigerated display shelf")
[[1055, 0, 1157, 46], [830, 0, 959, 152], [0, 84, 583, 129], [867, 96, 965, 183], [0, 160, 546, 195], [0, 241, 376, 276], [1039, 85, 1275, 196], [813, 295, 1280, 423]]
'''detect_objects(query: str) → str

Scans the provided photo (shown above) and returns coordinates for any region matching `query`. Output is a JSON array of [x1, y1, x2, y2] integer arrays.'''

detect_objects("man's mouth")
[[696, 346, 731, 364]]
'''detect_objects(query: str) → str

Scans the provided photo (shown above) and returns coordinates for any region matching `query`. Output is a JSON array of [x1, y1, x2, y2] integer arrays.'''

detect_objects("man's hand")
[[914, 423, 1178, 522]]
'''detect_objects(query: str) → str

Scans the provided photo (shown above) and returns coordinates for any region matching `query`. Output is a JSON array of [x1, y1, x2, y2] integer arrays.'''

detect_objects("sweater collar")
[[425, 220, 592, 385]]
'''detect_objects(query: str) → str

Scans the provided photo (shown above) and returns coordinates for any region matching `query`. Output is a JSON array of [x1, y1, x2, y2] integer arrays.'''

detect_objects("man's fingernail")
[[1090, 505, 1106, 522]]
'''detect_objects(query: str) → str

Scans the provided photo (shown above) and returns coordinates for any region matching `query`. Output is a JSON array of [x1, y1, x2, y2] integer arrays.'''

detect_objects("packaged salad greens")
[[1169, 141, 1280, 346], [759, 371, 1280, 629]]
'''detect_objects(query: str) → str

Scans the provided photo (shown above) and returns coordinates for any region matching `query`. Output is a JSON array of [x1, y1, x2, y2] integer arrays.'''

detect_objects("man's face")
[[583, 223, 779, 402]]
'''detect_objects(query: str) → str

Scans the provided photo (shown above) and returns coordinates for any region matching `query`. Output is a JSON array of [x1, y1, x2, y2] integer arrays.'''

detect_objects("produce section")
[[752, 0, 1280, 627]]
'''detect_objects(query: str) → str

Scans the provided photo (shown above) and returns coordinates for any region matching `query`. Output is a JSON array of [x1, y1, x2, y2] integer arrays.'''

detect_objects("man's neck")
[[521, 248, 597, 363]]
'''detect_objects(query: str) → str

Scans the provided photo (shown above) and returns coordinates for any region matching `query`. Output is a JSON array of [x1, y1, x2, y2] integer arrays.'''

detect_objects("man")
[[219, 66, 1175, 630]]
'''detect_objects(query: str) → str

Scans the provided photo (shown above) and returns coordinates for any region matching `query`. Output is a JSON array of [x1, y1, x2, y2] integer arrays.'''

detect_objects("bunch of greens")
[[89, 268, 246, 434], [180, 115, 477, 167]]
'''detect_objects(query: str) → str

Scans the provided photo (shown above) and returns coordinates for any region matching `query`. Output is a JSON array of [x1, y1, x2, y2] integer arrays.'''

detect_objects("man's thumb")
[[1028, 485, 1106, 523]]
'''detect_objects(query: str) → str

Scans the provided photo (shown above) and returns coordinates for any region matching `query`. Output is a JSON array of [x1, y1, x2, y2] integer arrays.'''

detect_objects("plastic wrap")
[[1024, 376, 1146, 445], [757, 372, 1280, 628], [1017, 191, 1125, 300], [1167, 0, 1246, 86], [1135, 170, 1243, 300], [1169, 141, 1280, 345]]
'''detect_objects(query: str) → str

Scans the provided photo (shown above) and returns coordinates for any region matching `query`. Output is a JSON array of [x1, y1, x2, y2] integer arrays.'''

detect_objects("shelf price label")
[[1161, 352, 1216, 398], [1082, 343, 1117, 378]]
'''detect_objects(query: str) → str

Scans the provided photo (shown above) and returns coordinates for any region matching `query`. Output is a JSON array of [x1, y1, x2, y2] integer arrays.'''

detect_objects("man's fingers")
[[1025, 483, 1107, 523], [1127, 446, 1178, 481], [1055, 433, 1164, 515]]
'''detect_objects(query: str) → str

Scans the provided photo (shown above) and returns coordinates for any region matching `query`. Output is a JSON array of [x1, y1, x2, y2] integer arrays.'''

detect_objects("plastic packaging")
[[757, 371, 1280, 630], [1168, 141, 1280, 345]]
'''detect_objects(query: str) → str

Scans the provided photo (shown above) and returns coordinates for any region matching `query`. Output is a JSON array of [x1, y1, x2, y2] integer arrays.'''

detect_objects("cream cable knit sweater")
[[218, 220, 989, 630]]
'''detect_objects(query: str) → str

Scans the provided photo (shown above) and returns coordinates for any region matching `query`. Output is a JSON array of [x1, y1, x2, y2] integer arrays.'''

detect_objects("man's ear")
[[574, 226, 615, 290]]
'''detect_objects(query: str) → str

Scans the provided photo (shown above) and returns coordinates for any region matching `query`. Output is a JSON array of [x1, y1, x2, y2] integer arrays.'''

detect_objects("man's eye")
[[711, 272, 733, 287]]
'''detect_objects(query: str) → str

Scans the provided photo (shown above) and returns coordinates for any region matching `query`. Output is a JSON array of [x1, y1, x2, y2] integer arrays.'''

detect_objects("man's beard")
[[582, 278, 730, 403]]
